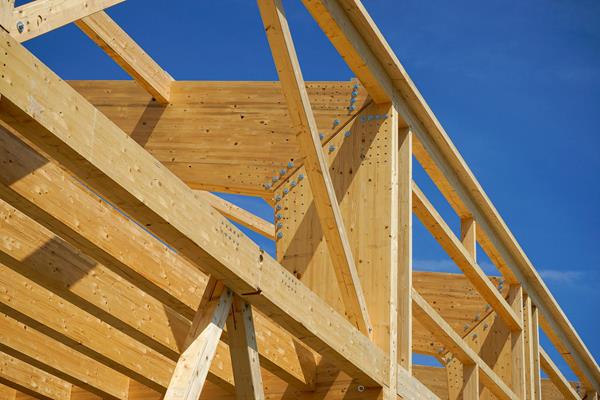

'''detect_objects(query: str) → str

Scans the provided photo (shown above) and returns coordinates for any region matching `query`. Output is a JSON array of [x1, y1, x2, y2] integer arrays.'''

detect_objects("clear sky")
[[20, 0, 599, 382]]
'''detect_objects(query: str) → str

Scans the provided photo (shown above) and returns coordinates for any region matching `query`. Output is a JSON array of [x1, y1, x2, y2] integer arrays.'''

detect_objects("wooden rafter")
[[76, 11, 173, 103], [257, 0, 372, 336]]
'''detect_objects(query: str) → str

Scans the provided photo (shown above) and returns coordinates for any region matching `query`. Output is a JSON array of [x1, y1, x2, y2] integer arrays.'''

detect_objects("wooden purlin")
[[0, 30, 440, 400]]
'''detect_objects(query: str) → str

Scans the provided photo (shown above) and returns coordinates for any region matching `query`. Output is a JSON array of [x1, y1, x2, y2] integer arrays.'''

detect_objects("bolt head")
[[16, 21, 24, 34]]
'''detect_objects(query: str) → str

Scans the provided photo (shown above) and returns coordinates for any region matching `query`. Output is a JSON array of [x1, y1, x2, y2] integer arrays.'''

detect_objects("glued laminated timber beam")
[[76, 10, 173, 103], [301, 0, 600, 391], [0, 30, 438, 400]]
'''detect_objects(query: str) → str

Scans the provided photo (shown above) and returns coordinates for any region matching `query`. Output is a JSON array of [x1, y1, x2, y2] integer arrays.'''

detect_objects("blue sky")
[[20, 0, 599, 382]]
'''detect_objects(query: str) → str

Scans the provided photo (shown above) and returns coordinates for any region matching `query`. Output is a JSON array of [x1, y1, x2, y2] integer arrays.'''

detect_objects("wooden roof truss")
[[0, 0, 598, 399]]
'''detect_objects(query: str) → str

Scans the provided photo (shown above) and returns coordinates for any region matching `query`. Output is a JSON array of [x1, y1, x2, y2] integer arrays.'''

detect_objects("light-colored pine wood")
[[462, 364, 479, 400], [539, 347, 581, 400], [226, 297, 265, 400], [397, 127, 412, 373], [412, 289, 518, 400], [165, 282, 233, 400], [0, 251, 173, 391], [11, 0, 124, 42], [509, 285, 526, 399], [0, 351, 72, 400], [412, 181, 521, 331], [257, 0, 371, 336], [0, 385, 16, 400], [460, 217, 477, 261], [197, 191, 275, 240], [0, 313, 130, 399], [76, 11, 173, 103], [0, 126, 314, 390], [0, 0, 14, 32], [68, 80, 369, 196]]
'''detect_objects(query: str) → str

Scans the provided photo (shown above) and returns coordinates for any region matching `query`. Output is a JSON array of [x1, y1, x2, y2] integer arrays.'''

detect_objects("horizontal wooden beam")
[[0, 351, 72, 400], [10, 0, 125, 42], [412, 289, 518, 400], [0, 29, 434, 397], [411, 181, 521, 331], [0, 312, 129, 399], [76, 11, 173, 103]]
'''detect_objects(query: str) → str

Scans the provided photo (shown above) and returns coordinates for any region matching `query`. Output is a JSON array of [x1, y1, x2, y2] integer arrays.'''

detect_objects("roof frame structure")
[[0, 0, 597, 398]]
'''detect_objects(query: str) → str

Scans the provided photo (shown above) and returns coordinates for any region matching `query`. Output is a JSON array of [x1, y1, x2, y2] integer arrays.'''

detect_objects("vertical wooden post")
[[460, 217, 477, 261], [226, 296, 265, 400], [462, 364, 479, 399], [398, 126, 412, 373], [460, 217, 479, 399], [524, 294, 542, 400], [509, 285, 526, 399], [531, 305, 542, 400]]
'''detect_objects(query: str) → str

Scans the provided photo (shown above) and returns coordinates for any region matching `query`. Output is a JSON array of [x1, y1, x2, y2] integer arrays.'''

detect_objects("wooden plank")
[[540, 347, 581, 400], [0, 31, 439, 398], [76, 11, 173, 103], [302, 0, 600, 391], [412, 181, 521, 331], [10, 0, 124, 42], [164, 283, 233, 400], [0, 313, 129, 399], [257, 0, 371, 335], [412, 289, 518, 400], [226, 296, 265, 400], [197, 191, 275, 240], [0, 351, 72, 400], [532, 304, 542, 399]]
